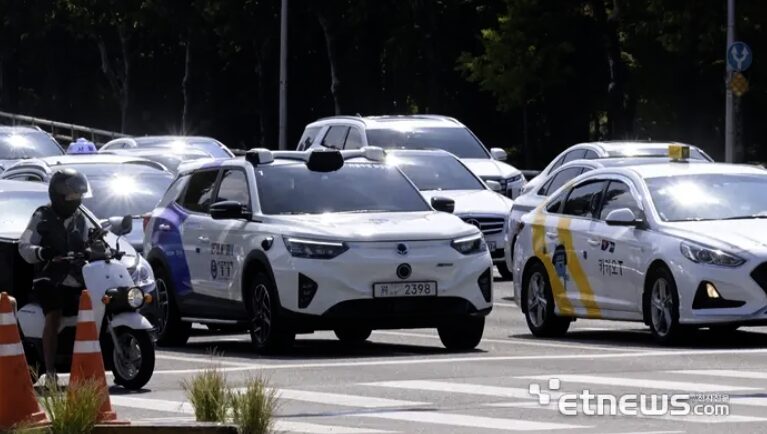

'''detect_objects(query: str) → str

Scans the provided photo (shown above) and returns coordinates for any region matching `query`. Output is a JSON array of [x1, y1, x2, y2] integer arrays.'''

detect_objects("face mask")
[[53, 198, 81, 218]]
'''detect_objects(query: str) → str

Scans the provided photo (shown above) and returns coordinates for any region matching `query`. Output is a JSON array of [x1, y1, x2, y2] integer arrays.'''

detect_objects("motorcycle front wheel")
[[112, 327, 155, 390]]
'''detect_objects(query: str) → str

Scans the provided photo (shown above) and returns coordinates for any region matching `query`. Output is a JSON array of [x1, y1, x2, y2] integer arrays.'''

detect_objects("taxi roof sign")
[[668, 144, 690, 161], [67, 137, 97, 154]]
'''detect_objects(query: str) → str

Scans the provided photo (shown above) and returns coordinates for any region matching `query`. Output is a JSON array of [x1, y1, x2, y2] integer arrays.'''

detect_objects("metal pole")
[[278, 0, 288, 150], [725, 0, 735, 162]]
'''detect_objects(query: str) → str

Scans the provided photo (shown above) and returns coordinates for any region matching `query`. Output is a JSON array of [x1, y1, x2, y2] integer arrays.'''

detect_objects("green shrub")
[[182, 368, 229, 422], [40, 379, 103, 434], [229, 377, 277, 434]]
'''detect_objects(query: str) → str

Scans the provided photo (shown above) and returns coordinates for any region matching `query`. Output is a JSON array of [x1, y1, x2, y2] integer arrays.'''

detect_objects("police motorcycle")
[[17, 216, 156, 390]]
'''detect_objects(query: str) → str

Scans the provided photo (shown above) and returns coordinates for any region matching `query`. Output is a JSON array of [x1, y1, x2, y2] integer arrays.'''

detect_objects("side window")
[[599, 181, 641, 219], [321, 126, 349, 149], [216, 169, 251, 209], [181, 170, 219, 213], [297, 127, 320, 150], [562, 180, 607, 218], [549, 155, 566, 172], [583, 150, 599, 159], [7, 172, 42, 182], [344, 128, 363, 149], [546, 191, 566, 213], [562, 149, 586, 164], [541, 167, 584, 196], [168, 175, 190, 206]]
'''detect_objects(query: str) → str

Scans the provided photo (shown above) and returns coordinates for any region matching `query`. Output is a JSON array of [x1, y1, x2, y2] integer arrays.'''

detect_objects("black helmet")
[[49, 169, 89, 218]]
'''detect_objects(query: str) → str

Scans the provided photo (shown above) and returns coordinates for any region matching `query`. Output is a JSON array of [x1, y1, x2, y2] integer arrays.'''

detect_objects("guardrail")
[[0, 110, 128, 145]]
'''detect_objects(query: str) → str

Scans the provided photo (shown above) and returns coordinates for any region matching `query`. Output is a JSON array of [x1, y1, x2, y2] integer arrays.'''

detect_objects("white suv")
[[144, 148, 493, 352], [298, 115, 526, 198]]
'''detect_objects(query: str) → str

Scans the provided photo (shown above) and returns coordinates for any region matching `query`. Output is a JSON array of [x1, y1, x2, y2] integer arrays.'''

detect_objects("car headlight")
[[131, 260, 154, 286], [680, 242, 745, 267], [127, 287, 145, 309], [283, 237, 349, 259], [451, 233, 487, 255]]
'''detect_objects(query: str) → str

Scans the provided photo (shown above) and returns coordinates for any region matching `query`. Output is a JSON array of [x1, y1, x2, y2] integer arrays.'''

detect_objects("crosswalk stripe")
[[364, 380, 555, 400], [521, 374, 758, 392], [353, 411, 589, 431], [669, 369, 767, 381], [275, 388, 428, 408], [110, 396, 393, 434]]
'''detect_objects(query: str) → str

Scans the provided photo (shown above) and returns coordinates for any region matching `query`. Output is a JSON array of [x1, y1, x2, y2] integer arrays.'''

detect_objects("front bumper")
[[271, 239, 493, 325]]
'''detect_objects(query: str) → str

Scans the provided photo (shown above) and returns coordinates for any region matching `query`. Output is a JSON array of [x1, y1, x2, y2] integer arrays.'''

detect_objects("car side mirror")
[[431, 197, 455, 214], [210, 200, 251, 220], [605, 208, 641, 226], [490, 148, 508, 161], [107, 215, 133, 236], [485, 180, 503, 192]]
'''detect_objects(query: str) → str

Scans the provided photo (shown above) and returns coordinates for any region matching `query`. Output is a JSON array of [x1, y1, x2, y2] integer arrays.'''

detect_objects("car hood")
[[420, 190, 512, 216], [462, 158, 521, 180], [0, 159, 17, 173], [268, 211, 477, 241], [661, 219, 767, 254]]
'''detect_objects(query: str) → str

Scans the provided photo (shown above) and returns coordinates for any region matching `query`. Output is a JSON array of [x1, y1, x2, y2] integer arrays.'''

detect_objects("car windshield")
[[256, 162, 430, 214], [136, 138, 231, 158], [366, 127, 489, 159], [0, 132, 63, 160], [606, 146, 710, 161], [390, 154, 485, 191], [0, 191, 50, 239], [647, 174, 767, 222], [70, 164, 174, 218]]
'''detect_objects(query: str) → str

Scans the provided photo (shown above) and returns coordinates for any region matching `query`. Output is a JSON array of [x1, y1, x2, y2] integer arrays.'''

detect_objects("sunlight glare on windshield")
[[656, 180, 721, 207]]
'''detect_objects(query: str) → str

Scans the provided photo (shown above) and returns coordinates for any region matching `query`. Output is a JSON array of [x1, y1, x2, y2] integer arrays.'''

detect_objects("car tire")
[[438, 316, 485, 351], [522, 261, 571, 337], [247, 272, 295, 353], [496, 262, 513, 281], [152, 264, 191, 346], [646, 266, 684, 345], [334, 327, 372, 345]]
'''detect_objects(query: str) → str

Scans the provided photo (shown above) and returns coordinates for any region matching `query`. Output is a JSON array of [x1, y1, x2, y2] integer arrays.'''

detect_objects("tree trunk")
[[591, 0, 634, 138], [97, 24, 132, 133], [181, 27, 192, 135], [316, 10, 343, 114]]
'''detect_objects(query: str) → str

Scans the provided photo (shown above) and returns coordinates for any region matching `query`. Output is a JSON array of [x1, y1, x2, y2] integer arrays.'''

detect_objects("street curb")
[[92, 423, 237, 434]]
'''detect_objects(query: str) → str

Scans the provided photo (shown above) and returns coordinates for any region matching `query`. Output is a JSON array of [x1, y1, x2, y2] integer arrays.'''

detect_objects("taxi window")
[[344, 128, 364, 149], [321, 126, 349, 149], [562, 150, 586, 164], [540, 167, 584, 196], [182, 170, 218, 213], [599, 181, 640, 220], [546, 191, 566, 213], [297, 127, 320, 150], [583, 150, 599, 159], [216, 169, 251, 209], [562, 180, 607, 218]]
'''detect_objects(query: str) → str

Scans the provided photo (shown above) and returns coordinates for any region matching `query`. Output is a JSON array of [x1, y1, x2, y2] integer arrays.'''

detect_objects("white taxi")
[[513, 155, 767, 343]]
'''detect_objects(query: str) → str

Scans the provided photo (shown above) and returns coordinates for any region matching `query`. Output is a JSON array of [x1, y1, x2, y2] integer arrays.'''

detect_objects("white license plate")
[[373, 281, 437, 298], [487, 241, 497, 251]]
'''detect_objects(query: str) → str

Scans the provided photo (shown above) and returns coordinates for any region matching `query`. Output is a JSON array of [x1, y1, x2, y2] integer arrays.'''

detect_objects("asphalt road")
[[107, 278, 767, 433]]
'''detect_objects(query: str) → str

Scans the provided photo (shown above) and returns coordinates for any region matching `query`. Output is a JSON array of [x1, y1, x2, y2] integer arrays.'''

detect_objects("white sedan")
[[513, 161, 767, 343]]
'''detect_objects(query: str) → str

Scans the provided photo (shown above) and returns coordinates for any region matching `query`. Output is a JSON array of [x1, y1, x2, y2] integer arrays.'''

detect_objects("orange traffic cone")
[[69, 290, 124, 424], [0, 292, 48, 430]]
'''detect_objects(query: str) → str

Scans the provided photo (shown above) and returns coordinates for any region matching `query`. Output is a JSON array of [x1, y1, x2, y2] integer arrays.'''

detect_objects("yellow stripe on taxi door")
[[556, 218, 601, 318], [531, 211, 574, 315]]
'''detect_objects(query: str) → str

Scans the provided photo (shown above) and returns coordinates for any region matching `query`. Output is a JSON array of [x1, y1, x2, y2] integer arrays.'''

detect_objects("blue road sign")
[[727, 41, 752, 72]]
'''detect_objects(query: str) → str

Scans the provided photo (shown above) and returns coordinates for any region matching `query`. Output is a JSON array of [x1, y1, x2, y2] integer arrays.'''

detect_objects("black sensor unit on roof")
[[306, 150, 344, 172]]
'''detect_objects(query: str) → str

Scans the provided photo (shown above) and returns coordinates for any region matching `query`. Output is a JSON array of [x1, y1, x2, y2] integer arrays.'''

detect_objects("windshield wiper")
[[339, 209, 391, 214], [720, 214, 767, 221]]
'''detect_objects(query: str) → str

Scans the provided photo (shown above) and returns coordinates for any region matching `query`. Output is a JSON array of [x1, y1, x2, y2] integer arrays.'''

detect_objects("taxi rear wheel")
[[247, 273, 295, 353], [523, 262, 571, 337], [647, 266, 683, 344], [438, 316, 485, 351]]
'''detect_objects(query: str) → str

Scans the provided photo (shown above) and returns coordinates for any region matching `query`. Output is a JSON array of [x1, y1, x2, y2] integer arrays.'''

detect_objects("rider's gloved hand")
[[39, 247, 56, 261]]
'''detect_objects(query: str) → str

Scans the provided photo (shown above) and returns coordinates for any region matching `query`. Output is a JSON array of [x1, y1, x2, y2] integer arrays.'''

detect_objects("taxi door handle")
[[586, 238, 601, 246], [198, 236, 210, 244], [545, 232, 557, 239]]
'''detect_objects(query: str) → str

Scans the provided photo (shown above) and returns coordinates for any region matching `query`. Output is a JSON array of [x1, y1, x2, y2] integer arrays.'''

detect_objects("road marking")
[[372, 330, 647, 352], [669, 369, 767, 380], [152, 348, 767, 375], [354, 410, 589, 431], [494, 302, 518, 308], [522, 374, 758, 392], [110, 396, 393, 433], [275, 389, 428, 409], [365, 380, 554, 400], [155, 353, 262, 368]]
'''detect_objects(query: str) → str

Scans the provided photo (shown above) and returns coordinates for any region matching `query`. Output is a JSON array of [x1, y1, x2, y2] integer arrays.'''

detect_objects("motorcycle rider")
[[18, 169, 90, 383]]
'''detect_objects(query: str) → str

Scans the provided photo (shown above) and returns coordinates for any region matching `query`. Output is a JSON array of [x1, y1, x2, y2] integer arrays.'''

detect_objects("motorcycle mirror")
[[108, 215, 133, 237]]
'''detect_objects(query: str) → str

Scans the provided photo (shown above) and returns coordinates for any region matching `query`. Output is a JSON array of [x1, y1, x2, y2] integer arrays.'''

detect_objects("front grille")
[[751, 262, 767, 295], [462, 216, 505, 235]]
